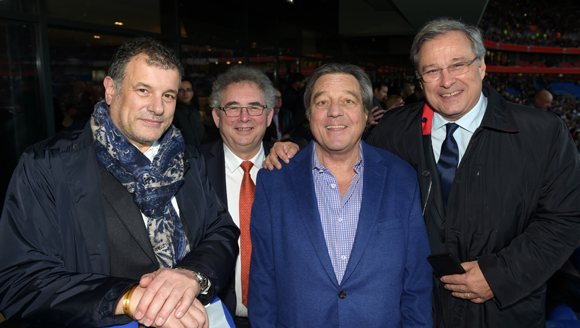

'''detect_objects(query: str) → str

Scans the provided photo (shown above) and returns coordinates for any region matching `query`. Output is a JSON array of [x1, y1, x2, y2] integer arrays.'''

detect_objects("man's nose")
[[239, 107, 251, 122], [149, 95, 165, 115], [439, 69, 456, 88]]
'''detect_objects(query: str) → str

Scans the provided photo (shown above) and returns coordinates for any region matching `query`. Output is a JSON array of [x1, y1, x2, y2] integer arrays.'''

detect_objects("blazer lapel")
[[206, 141, 228, 205], [98, 164, 158, 265], [341, 142, 383, 284], [291, 144, 339, 287]]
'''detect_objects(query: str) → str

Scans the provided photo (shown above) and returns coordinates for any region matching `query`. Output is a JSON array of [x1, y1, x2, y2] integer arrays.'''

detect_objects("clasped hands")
[[440, 260, 495, 303], [118, 267, 209, 328]]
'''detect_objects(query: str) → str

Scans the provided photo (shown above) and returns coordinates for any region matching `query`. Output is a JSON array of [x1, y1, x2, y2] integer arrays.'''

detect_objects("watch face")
[[194, 272, 209, 292]]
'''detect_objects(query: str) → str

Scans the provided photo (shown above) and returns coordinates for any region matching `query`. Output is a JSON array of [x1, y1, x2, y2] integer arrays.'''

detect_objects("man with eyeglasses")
[[197, 65, 274, 328], [173, 78, 205, 147], [263, 18, 580, 327]]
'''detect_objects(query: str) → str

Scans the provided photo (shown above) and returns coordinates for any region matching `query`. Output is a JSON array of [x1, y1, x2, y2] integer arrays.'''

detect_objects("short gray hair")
[[304, 63, 373, 119], [210, 66, 276, 114], [108, 36, 183, 96], [410, 18, 486, 72]]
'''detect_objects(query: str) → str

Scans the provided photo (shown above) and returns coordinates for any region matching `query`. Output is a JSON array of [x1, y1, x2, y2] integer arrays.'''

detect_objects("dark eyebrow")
[[312, 90, 361, 102], [312, 91, 327, 102], [344, 90, 362, 101], [134, 82, 177, 95], [222, 101, 264, 107], [421, 56, 471, 72], [134, 82, 152, 90]]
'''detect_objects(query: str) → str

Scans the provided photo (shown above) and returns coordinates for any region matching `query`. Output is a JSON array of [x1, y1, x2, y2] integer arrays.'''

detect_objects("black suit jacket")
[[0, 123, 239, 327], [197, 139, 272, 317], [365, 82, 580, 328]]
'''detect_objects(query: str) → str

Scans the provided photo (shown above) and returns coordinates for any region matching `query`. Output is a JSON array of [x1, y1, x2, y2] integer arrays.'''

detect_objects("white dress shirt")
[[223, 143, 265, 317], [140, 140, 180, 226], [431, 92, 487, 165]]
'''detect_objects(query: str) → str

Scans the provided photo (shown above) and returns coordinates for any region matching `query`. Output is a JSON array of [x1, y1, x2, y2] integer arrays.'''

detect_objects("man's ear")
[[103, 76, 116, 105], [266, 108, 274, 127], [211, 108, 221, 128]]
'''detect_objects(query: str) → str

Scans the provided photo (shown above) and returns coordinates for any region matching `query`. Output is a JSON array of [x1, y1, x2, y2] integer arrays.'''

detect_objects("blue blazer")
[[248, 141, 433, 327]]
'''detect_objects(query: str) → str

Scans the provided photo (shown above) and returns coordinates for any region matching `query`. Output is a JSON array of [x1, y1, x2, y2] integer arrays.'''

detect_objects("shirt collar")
[[141, 140, 160, 162], [432, 91, 487, 133], [312, 142, 364, 173], [223, 142, 265, 173]]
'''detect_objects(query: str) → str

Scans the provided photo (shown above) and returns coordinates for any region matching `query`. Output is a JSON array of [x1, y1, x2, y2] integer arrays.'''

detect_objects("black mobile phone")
[[427, 253, 466, 276]]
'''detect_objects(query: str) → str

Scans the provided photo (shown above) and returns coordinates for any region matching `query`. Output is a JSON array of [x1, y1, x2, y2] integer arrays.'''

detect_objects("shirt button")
[[331, 184, 336, 188], [341, 255, 347, 260], [339, 291, 347, 299], [338, 218, 343, 222]]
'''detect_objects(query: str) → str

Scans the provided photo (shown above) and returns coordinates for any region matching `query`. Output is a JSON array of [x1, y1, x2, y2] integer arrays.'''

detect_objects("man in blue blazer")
[[248, 63, 432, 327]]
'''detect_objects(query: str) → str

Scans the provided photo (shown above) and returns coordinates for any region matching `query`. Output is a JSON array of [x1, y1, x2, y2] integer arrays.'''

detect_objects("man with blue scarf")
[[0, 37, 239, 328]]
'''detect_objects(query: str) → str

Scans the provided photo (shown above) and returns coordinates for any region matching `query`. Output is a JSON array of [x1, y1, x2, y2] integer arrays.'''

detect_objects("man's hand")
[[440, 261, 494, 303], [134, 268, 202, 327], [367, 106, 387, 126], [262, 141, 300, 170], [159, 299, 209, 328]]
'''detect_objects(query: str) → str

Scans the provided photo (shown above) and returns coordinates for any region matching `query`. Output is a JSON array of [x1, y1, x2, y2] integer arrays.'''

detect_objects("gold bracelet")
[[122, 284, 138, 320]]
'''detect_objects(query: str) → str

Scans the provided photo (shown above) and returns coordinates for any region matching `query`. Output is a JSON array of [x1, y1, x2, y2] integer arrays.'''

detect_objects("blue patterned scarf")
[[90, 100, 190, 268]]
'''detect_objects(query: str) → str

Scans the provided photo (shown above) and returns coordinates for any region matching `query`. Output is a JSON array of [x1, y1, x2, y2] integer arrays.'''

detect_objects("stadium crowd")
[[479, 0, 580, 47]]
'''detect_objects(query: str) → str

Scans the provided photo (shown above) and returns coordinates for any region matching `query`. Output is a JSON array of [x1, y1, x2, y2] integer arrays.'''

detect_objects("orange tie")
[[240, 161, 255, 307]]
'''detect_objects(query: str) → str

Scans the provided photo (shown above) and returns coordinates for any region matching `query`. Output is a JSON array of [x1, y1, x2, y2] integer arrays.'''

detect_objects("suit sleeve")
[[248, 171, 277, 326], [175, 147, 239, 304], [0, 150, 136, 327], [478, 119, 580, 307], [401, 181, 433, 328]]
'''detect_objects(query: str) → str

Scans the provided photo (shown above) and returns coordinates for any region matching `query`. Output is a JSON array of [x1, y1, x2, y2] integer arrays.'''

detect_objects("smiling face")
[[104, 54, 180, 152], [418, 31, 486, 121], [212, 82, 273, 160], [309, 73, 368, 158]]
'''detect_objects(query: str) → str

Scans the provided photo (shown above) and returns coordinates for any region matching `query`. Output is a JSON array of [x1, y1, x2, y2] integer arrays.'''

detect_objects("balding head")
[[533, 90, 553, 110]]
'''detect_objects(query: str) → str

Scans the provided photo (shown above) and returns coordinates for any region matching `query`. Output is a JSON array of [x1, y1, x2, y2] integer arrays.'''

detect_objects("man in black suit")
[[263, 89, 294, 142], [173, 78, 205, 147], [197, 65, 274, 327], [0, 36, 238, 328]]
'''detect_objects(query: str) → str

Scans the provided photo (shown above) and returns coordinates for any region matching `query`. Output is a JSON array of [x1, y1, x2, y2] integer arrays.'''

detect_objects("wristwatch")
[[192, 271, 210, 295]]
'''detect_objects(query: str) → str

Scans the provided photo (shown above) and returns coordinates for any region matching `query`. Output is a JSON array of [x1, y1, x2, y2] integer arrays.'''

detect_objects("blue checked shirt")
[[312, 144, 364, 284]]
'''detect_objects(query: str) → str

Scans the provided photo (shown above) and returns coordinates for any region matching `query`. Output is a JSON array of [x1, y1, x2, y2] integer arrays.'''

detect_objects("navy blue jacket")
[[248, 141, 433, 327], [0, 123, 239, 327]]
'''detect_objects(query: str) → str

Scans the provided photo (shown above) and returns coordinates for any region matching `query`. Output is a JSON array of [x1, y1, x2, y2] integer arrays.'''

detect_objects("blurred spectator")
[[264, 89, 294, 143], [405, 80, 425, 104], [531, 89, 554, 110], [401, 82, 415, 101], [372, 82, 389, 109], [173, 78, 205, 147]]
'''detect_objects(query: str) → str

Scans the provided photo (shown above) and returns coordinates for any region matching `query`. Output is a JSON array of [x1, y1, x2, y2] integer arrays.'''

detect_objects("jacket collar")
[[421, 82, 519, 135]]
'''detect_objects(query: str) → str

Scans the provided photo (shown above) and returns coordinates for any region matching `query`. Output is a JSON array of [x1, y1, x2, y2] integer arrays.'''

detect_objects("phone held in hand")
[[427, 253, 466, 276]]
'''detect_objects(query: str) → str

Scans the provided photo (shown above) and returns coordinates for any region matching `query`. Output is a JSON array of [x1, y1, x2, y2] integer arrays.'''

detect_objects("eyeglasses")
[[418, 57, 479, 83], [219, 105, 267, 117]]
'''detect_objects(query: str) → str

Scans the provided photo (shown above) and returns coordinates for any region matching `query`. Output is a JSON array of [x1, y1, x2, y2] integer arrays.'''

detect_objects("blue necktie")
[[437, 123, 459, 208]]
